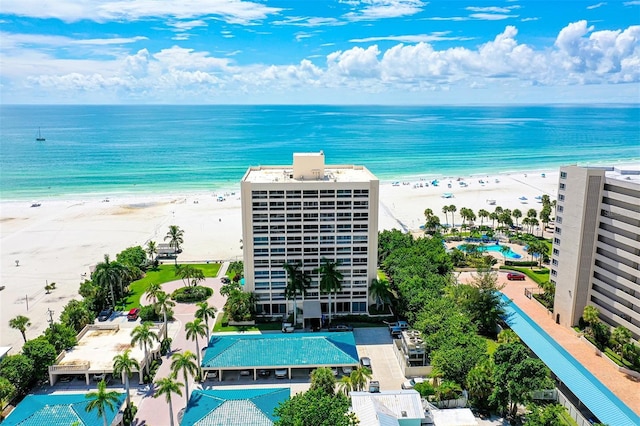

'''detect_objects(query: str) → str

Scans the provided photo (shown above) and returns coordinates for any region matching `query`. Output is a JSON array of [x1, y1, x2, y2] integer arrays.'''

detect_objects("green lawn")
[[500, 265, 549, 285], [121, 263, 221, 310]]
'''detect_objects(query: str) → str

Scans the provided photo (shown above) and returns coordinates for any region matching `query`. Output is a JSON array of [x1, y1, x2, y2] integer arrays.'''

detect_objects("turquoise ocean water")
[[1, 105, 638, 200]]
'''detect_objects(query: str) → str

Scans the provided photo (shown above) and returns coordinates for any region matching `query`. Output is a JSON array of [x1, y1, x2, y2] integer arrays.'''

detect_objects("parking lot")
[[353, 327, 406, 392]]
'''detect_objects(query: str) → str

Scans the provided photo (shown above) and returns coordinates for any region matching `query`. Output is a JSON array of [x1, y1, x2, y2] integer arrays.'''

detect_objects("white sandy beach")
[[0, 169, 560, 352]]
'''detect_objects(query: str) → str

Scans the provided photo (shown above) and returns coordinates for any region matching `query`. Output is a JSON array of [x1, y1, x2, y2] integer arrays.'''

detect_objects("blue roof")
[[202, 332, 359, 368], [3, 393, 125, 426], [501, 295, 640, 426], [180, 388, 290, 426]]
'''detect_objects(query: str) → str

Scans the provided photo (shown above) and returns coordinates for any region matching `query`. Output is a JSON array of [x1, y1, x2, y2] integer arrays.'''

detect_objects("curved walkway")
[[498, 275, 640, 416], [134, 263, 229, 426]]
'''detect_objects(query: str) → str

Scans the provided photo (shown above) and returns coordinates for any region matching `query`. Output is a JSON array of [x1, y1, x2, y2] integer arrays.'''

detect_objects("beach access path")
[[460, 270, 640, 416]]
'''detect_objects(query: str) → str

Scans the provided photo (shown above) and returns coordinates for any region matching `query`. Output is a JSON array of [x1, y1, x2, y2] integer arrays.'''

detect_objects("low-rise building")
[[350, 390, 425, 426]]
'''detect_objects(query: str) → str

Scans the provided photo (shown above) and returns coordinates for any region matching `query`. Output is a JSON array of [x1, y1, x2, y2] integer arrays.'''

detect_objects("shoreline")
[[1, 158, 637, 203], [0, 161, 636, 354]]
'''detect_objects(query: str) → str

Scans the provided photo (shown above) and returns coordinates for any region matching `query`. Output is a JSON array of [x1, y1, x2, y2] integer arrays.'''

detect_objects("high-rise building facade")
[[240, 152, 379, 319], [552, 165, 640, 339]]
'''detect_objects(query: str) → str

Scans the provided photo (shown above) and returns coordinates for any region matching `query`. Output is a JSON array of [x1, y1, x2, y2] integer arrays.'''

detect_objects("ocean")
[[1, 105, 638, 200]]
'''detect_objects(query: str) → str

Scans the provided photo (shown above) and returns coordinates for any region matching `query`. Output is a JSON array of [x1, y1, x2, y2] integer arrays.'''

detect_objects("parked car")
[[331, 367, 339, 376], [127, 308, 140, 321], [507, 272, 526, 281], [221, 277, 231, 284], [97, 308, 113, 322], [368, 380, 380, 393], [205, 371, 218, 380], [341, 366, 353, 375], [401, 377, 426, 390], [360, 357, 372, 371], [282, 322, 295, 333], [239, 370, 252, 377], [275, 369, 288, 379], [258, 369, 271, 378], [92, 372, 110, 383], [328, 324, 353, 332]]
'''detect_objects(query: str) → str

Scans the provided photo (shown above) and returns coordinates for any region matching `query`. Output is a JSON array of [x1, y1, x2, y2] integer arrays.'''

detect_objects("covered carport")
[[201, 332, 359, 381]]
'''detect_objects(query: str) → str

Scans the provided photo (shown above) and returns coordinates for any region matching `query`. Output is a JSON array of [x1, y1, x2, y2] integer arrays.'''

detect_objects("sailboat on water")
[[36, 127, 46, 141]]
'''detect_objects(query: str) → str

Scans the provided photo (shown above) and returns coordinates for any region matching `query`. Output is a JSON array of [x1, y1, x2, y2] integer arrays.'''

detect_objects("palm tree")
[[165, 225, 184, 264], [283, 261, 311, 326], [316, 258, 343, 325], [130, 322, 159, 378], [92, 254, 127, 307], [512, 209, 522, 230], [171, 351, 198, 406], [184, 319, 207, 378], [145, 240, 157, 262], [155, 291, 176, 341], [448, 204, 457, 228], [442, 205, 450, 228], [154, 376, 183, 426], [612, 326, 632, 357], [338, 375, 353, 396], [350, 367, 372, 391], [112, 349, 140, 409], [478, 209, 490, 227], [9, 315, 31, 343], [369, 277, 392, 311], [195, 302, 217, 343], [499, 245, 511, 263], [145, 282, 162, 305], [435, 380, 462, 408], [85, 379, 121, 426], [583, 305, 600, 328], [489, 212, 498, 229]]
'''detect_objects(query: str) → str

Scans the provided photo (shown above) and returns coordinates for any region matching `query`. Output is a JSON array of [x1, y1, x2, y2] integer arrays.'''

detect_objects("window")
[[560, 171, 567, 179], [269, 190, 285, 198], [559, 183, 565, 190], [551, 269, 557, 276], [252, 190, 268, 199], [555, 227, 561, 235], [254, 236, 268, 245], [554, 237, 561, 244], [558, 194, 565, 201], [552, 259, 559, 266], [553, 248, 559, 256], [352, 302, 367, 312], [337, 189, 352, 198], [556, 216, 562, 224], [558, 205, 564, 213], [303, 190, 318, 198]]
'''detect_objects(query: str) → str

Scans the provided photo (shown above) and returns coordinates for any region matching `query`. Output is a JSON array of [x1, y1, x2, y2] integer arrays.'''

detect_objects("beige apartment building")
[[240, 152, 379, 320], [552, 165, 640, 340]]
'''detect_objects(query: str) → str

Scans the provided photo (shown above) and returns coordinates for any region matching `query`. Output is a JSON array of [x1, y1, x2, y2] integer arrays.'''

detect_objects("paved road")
[[134, 264, 229, 426]]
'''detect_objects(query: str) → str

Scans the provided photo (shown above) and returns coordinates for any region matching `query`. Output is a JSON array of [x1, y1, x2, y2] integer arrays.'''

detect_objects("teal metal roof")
[[202, 332, 359, 368], [3, 393, 125, 426], [501, 295, 640, 426], [180, 388, 290, 426]]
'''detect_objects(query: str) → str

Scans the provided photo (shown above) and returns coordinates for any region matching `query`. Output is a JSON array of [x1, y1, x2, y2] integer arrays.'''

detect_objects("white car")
[[282, 323, 294, 333], [401, 377, 426, 390], [341, 366, 353, 375]]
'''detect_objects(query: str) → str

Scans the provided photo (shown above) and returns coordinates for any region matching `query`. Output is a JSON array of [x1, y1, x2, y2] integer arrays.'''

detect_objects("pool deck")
[[500, 275, 640, 416]]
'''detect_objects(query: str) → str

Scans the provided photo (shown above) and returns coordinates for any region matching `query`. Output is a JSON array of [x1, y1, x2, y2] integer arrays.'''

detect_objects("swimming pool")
[[456, 244, 522, 260]]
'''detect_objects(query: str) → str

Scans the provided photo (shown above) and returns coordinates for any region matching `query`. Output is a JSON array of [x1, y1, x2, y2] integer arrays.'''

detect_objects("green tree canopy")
[[0, 354, 34, 396], [274, 388, 357, 426], [85, 379, 121, 426], [309, 367, 337, 396], [60, 300, 93, 333], [44, 322, 78, 352], [22, 337, 57, 380], [8, 315, 31, 343]]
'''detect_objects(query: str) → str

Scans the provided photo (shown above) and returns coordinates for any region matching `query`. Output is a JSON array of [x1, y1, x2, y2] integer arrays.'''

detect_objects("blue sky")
[[1, 0, 639, 104]]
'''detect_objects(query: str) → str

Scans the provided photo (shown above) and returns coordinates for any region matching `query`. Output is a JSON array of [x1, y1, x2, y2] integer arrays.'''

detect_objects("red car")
[[507, 272, 526, 281], [127, 308, 140, 320]]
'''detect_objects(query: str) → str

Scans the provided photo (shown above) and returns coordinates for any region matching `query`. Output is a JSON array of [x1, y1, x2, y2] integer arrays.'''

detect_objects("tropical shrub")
[[171, 286, 213, 303], [139, 305, 162, 322]]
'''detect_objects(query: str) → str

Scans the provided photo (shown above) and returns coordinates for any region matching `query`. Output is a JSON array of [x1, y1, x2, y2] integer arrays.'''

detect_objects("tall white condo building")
[[240, 152, 379, 321]]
